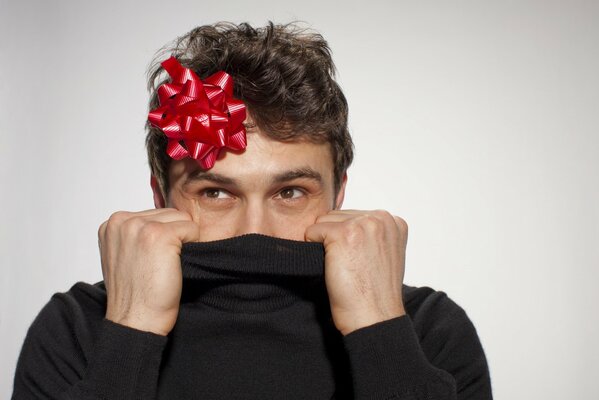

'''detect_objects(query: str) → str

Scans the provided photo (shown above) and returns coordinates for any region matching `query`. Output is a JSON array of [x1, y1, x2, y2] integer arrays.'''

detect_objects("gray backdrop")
[[1, 0, 598, 398]]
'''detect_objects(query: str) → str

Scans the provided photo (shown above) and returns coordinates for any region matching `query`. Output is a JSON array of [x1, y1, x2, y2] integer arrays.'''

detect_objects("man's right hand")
[[98, 208, 202, 336]]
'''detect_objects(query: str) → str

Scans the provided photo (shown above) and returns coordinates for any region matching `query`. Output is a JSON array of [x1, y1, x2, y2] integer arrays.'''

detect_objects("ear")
[[150, 175, 166, 209], [334, 173, 348, 210]]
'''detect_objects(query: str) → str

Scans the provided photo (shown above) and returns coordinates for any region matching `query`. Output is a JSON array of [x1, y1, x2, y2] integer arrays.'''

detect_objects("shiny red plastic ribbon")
[[148, 57, 247, 169]]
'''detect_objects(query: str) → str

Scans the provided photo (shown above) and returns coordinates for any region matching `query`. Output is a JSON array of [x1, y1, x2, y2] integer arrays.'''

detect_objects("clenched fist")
[[98, 208, 201, 336], [305, 210, 407, 336]]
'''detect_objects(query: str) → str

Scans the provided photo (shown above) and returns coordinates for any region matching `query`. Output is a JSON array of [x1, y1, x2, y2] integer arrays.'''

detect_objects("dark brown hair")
[[146, 22, 353, 196]]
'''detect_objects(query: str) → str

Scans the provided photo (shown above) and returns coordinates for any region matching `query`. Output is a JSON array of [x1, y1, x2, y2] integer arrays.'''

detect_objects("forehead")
[[169, 132, 335, 186]]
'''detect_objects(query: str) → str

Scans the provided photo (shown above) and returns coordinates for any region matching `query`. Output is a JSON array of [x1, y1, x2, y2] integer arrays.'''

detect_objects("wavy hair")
[[146, 22, 353, 195]]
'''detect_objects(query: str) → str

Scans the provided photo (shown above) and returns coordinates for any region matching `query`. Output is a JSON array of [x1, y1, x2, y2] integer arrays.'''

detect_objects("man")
[[12, 22, 492, 399]]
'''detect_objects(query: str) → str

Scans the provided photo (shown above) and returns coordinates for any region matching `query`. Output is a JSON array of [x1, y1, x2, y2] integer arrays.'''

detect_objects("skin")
[[98, 129, 407, 337]]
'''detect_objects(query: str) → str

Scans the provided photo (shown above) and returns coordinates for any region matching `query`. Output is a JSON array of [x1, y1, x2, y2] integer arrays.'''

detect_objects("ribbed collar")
[[180, 234, 328, 313]]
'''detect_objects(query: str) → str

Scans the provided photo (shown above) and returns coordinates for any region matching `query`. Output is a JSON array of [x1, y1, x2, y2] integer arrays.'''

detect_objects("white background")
[[1, 0, 598, 398]]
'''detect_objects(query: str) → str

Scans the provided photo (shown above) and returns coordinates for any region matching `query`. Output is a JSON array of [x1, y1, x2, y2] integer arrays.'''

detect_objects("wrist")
[[106, 308, 177, 336], [336, 304, 406, 336]]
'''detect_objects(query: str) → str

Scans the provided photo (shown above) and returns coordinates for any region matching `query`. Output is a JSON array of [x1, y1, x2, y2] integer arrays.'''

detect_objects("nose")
[[233, 200, 275, 237]]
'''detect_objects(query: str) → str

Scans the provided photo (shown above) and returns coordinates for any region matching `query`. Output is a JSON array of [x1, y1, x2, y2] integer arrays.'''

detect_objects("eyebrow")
[[185, 171, 237, 186], [184, 167, 323, 187], [272, 167, 323, 185]]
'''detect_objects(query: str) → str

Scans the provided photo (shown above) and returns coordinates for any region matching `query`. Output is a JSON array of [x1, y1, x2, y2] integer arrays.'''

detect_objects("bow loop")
[[148, 57, 247, 169]]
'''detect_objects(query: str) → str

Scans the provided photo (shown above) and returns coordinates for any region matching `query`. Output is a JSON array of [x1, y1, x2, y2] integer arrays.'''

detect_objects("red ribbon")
[[148, 57, 247, 169]]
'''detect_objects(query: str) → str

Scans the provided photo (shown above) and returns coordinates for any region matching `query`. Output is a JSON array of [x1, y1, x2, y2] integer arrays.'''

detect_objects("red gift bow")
[[147, 57, 247, 169]]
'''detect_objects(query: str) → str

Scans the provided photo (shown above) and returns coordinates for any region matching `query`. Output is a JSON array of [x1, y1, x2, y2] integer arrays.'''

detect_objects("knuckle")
[[109, 211, 129, 224], [138, 221, 163, 243], [98, 221, 107, 239], [176, 210, 193, 221], [373, 209, 399, 227], [342, 216, 377, 242], [359, 214, 383, 232], [105, 211, 129, 232], [393, 216, 408, 232], [315, 214, 329, 224], [165, 208, 191, 221], [372, 209, 392, 220]]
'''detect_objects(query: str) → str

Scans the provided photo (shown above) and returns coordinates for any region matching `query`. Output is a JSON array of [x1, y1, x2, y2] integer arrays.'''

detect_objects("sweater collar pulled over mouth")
[[180, 233, 328, 313]]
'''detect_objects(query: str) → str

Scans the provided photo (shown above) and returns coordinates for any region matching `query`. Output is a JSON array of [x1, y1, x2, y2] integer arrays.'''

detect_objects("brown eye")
[[206, 189, 220, 198], [279, 188, 304, 200], [203, 189, 231, 199]]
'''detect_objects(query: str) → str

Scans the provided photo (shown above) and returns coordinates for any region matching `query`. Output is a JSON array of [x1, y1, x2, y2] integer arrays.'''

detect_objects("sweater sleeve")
[[12, 285, 168, 400], [343, 316, 457, 400], [343, 295, 492, 400]]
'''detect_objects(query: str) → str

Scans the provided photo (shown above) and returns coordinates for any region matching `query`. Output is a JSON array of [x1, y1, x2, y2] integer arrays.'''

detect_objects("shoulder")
[[404, 284, 475, 334], [14, 282, 108, 394], [22, 280, 107, 347], [31, 281, 107, 338], [403, 284, 492, 397], [19, 282, 107, 366], [404, 284, 460, 315], [403, 284, 484, 356], [50, 280, 107, 309]]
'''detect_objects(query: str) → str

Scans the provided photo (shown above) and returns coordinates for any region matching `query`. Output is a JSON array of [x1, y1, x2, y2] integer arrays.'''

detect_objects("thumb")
[[169, 220, 203, 244], [305, 221, 337, 244]]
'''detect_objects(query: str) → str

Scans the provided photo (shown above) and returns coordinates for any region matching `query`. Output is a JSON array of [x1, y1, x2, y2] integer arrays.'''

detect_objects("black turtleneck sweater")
[[12, 234, 492, 399]]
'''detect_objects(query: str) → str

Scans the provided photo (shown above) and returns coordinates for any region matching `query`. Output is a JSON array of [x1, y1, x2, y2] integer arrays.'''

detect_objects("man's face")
[[153, 130, 346, 242]]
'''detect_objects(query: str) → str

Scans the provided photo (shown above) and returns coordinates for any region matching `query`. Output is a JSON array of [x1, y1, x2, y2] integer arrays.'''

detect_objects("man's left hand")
[[305, 210, 408, 336]]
